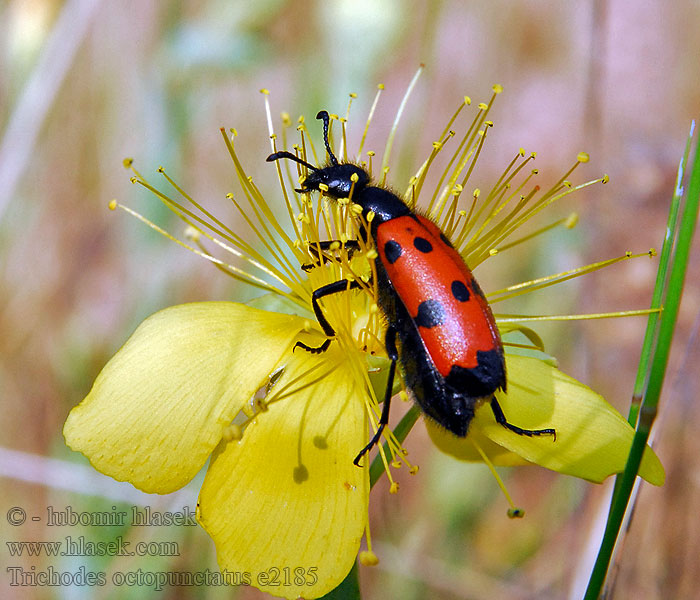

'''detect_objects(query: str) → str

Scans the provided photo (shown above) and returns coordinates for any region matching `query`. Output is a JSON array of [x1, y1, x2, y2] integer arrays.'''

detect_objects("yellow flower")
[[64, 78, 664, 599]]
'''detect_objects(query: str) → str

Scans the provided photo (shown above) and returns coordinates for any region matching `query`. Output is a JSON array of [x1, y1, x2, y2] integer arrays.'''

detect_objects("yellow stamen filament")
[[112, 201, 289, 297], [220, 130, 306, 276], [488, 250, 656, 302], [496, 308, 660, 323], [339, 117, 348, 163], [426, 111, 491, 219], [408, 129, 455, 208], [128, 158, 305, 301], [483, 213, 577, 255], [356, 85, 383, 161], [433, 121, 493, 223], [452, 151, 537, 250], [471, 437, 522, 515], [472, 176, 603, 262], [380, 64, 423, 171]]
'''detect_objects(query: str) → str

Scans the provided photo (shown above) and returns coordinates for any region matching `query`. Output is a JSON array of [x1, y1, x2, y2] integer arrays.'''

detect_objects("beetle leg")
[[490, 397, 556, 440], [353, 325, 398, 466], [301, 239, 361, 272], [294, 278, 361, 354]]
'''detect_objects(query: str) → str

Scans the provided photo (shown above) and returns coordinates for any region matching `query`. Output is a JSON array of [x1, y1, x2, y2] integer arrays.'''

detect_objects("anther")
[[359, 551, 379, 566], [222, 424, 242, 442], [184, 226, 200, 242], [565, 213, 579, 229]]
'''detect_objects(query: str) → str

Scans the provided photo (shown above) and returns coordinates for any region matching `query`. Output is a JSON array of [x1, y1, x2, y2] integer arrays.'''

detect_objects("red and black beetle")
[[268, 111, 555, 465]]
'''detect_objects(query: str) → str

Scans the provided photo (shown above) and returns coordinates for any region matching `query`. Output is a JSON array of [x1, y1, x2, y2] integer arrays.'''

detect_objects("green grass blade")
[[584, 121, 700, 599], [627, 126, 693, 425], [607, 122, 692, 517]]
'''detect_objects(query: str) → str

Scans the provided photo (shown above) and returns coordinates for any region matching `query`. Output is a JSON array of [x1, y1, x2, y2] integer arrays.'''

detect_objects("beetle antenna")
[[316, 110, 339, 166], [266, 151, 318, 171]]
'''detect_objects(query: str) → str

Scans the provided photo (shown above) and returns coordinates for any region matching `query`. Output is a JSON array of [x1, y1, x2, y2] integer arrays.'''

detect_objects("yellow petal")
[[64, 302, 306, 493], [470, 354, 665, 485], [197, 343, 368, 599], [425, 419, 531, 466]]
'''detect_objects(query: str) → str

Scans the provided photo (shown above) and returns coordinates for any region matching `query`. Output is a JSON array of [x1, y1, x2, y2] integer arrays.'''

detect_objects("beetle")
[[267, 110, 555, 465]]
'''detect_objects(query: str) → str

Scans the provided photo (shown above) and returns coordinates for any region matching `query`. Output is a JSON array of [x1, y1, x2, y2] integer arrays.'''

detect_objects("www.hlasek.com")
[[6, 536, 179, 558]]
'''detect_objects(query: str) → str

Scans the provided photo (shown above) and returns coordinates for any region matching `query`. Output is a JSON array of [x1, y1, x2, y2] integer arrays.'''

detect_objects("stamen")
[[455, 152, 539, 255], [260, 88, 275, 154], [426, 101, 494, 218], [470, 437, 523, 516], [110, 200, 288, 296], [380, 64, 423, 171], [488, 212, 579, 254], [128, 151, 304, 297], [222, 424, 242, 442], [356, 85, 384, 160], [339, 116, 348, 162], [359, 551, 379, 566], [488, 250, 657, 302], [496, 308, 660, 324], [408, 129, 456, 205]]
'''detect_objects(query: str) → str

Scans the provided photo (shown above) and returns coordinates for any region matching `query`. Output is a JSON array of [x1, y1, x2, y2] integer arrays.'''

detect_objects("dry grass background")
[[1, 1, 699, 598]]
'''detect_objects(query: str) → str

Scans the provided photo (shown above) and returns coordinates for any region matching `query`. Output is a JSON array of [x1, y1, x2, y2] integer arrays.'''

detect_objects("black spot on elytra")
[[451, 280, 470, 302], [445, 348, 505, 398], [415, 299, 445, 328], [413, 236, 433, 253], [384, 240, 402, 264]]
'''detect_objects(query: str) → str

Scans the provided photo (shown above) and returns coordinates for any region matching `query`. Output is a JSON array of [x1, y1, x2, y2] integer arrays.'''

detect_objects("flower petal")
[[64, 302, 306, 493], [197, 343, 368, 599], [469, 354, 665, 485], [425, 419, 531, 466]]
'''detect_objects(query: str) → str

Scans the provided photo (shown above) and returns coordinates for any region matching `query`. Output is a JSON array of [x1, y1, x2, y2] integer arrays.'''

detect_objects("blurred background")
[[1, 0, 699, 598]]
